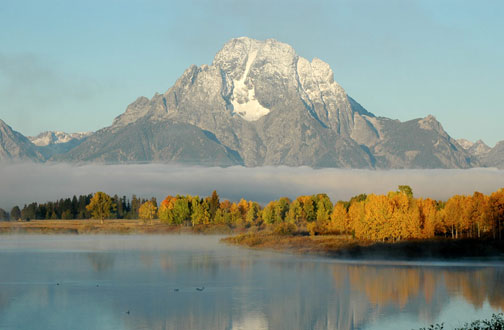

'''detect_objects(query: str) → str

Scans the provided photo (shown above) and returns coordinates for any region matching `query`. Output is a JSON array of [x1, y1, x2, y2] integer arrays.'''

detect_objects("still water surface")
[[0, 235, 503, 330]]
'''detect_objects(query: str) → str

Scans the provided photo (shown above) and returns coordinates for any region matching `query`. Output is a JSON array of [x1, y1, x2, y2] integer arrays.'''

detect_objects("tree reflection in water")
[[1, 236, 503, 330]]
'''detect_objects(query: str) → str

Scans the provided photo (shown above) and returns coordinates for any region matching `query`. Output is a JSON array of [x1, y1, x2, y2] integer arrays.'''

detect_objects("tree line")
[[0, 194, 155, 221], [2, 186, 504, 241]]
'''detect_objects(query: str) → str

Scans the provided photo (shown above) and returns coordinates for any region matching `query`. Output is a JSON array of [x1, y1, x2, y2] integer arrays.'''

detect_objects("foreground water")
[[0, 235, 503, 330]]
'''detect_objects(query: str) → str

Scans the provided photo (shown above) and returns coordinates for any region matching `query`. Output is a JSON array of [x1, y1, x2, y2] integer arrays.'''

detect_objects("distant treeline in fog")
[[0, 194, 153, 222], [1, 186, 504, 242]]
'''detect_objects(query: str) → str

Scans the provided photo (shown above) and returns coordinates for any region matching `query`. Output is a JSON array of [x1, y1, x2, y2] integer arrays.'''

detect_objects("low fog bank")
[[1, 163, 503, 210]]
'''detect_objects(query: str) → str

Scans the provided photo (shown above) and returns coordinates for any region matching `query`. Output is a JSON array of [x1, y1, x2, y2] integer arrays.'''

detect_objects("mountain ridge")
[[1, 37, 501, 168]]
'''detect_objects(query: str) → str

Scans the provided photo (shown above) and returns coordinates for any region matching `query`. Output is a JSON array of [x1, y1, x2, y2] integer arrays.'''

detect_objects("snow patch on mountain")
[[457, 138, 491, 156], [230, 49, 270, 121], [29, 131, 92, 146]]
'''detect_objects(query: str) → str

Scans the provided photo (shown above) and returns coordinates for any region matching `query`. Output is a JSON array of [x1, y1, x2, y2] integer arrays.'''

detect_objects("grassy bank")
[[222, 232, 504, 260], [0, 220, 233, 235]]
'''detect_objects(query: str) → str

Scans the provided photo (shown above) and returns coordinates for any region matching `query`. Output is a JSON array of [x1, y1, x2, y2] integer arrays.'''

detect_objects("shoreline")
[[0, 220, 234, 235], [3, 220, 504, 262], [221, 232, 504, 262]]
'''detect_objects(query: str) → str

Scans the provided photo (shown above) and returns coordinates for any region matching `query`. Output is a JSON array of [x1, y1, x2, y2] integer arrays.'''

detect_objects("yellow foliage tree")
[[329, 202, 349, 234], [139, 200, 157, 224], [417, 198, 439, 238], [86, 192, 115, 224]]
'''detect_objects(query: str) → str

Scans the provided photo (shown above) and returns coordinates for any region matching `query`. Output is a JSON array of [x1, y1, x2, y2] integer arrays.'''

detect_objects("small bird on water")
[[174, 288, 179, 292], [126, 310, 130, 315], [196, 286, 205, 291]]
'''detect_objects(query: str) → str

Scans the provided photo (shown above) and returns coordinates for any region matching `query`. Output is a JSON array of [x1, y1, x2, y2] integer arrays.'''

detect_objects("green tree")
[[61, 209, 72, 220], [315, 194, 333, 223], [274, 198, 290, 223], [398, 185, 414, 198], [129, 195, 141, 219], [190, 197, 210, 225], [10, 206, 21, 221], [246, 202, 260, 225], [172, 197, 190, 225], [21, 203, 37, 220], [0, 208, 9, 221], [208, 190, 220, 221], [86, 192, 115, 224], [262, 201, 275, 224]]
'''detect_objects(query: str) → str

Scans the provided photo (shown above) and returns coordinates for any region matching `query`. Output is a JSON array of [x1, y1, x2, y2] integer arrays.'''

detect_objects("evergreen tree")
[[0, 208, 9, 221], [71, 195, 79, 218], [10, 206, 21, 220], [21, 203, 38, 220], [208, 190, 220, 221], [129, 195, 141, 219]]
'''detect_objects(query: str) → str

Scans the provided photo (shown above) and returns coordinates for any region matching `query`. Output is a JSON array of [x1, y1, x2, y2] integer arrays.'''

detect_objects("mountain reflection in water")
[[0, 235, 502, 330]]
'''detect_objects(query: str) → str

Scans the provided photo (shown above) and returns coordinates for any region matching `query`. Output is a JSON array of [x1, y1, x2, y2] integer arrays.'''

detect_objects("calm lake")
[[0, 235, 503, 330]]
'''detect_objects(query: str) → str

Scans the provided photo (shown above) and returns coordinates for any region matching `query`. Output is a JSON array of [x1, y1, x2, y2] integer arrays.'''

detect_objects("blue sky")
[[1, 0, 503, 145]]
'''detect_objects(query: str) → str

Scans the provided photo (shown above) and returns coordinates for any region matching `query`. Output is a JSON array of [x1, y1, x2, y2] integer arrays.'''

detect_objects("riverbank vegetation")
[[2, 186, 504, 252]]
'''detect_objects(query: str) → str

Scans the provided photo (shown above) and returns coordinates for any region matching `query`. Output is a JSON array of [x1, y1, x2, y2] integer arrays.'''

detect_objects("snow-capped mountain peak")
[[29, 131, 92, 146]]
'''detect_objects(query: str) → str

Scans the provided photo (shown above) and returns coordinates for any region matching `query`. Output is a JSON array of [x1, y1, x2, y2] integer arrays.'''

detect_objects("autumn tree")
[[315, 194, 333, 222], [489, 189, 504, 239], [469, 192, 490, 238], [308, 194, 333, 235], [417, 198, 440, 238], [329, 202, 349, 234], [229, 202, 242, 227], [261, 201, 276, 224], [190, 197, 210, 226], [138, 200, 157, 224], [245, 202, 260, 225], [301, 196, 316, 222], [348, 199, 365, 239], [442, 195, 466, 239], [158, 196, 176, 224], [86, 192, 116, 224], [274, 198, 290, 223]]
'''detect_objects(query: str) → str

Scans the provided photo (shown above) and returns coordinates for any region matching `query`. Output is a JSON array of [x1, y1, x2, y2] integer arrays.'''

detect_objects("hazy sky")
[[1, 0, 503, 145]]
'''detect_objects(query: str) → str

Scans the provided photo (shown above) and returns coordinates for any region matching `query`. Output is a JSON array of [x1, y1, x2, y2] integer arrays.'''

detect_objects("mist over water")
[[1, 163, 504, 209], [0, 235, 503, 330]]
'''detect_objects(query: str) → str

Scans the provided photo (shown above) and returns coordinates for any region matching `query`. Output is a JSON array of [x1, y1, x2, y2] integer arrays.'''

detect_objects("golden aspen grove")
[[10, 187, 504, 243], [129, 186, 504, 242]]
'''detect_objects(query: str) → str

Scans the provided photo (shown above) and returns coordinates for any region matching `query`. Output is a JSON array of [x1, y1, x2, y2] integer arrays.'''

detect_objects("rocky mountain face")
[[481, 141, 504, 168], [458, 139, 504, 169], [0, 119, 44, 162], [1, 37, 494, 168], [456, 139, 491, 157], [54, 37, 476, 168]]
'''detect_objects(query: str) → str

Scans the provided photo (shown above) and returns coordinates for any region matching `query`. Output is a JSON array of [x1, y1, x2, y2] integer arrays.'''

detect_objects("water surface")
[[0, 235, 503, 330]]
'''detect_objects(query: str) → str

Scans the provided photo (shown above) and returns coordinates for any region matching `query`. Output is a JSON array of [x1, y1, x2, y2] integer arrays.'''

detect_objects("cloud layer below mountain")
[[1, 163, 503, 210]]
